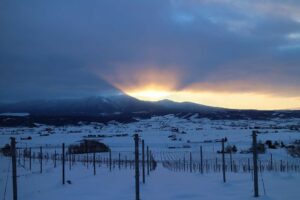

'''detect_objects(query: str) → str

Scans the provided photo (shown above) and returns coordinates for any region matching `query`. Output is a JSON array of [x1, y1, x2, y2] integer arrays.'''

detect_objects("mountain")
[[0, 95, 149, 115], [1, 94, 300, 126], [0, 94, 223, 116], [156, 99, 221, 112]]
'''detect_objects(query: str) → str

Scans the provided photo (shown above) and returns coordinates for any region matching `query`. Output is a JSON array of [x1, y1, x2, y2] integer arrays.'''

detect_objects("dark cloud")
[[1, 0, 300, 102]]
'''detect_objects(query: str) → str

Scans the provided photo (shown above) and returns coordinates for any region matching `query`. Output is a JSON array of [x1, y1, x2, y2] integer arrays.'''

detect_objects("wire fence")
[[9, 145, 300, 174], [2, 135, 300, 200]]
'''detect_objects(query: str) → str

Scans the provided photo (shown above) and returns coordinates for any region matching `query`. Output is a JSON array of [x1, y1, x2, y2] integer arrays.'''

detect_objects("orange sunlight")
[[99, 67, 300, 110], [127, 90, 172, 101], [124, 88, 300, 110]]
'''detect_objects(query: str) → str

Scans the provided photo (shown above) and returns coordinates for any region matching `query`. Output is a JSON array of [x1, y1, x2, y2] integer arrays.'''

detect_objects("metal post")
[[222, 138, 226, 183], [85, 140, 88, 168], [40, 146, 43, 174], [118, 152, 121, 170], [252, 131, 259, 197], [248, 158, 251, 172], [149, 150, 152, 171], [270, 153, 273, 170], [69, 152, 72, 171], [62, 143, 65, 185], [183, 155, 186, 171], [190, 152, 192, 173], [134, 134, 140, 200], [147, 146, 150, 175], [200, 146, 203, 174], [11, 138, 18, 200], [23, 148, 25, 167], [230, 151, 233, 172], [109, 150, 112, 171], [93, 152, 96, 175], [142, 140, 145, 183], [18, 149, 20, 165], [29, 148, 32, 171], [54, 150, 57, 168]]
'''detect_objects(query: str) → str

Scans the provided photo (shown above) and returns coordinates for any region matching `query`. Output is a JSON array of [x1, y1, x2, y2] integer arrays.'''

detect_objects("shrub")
[[242, 142, 266, 154], [287, 140, 300, 158], [224, 145, 238, 153], [232, 145, 237, 153], [68, 140, 110, 154], [255, 142, 266, 154], [265, 140, 277, 149], [287, 146, 300, 158], [1, 144, 11, 156]]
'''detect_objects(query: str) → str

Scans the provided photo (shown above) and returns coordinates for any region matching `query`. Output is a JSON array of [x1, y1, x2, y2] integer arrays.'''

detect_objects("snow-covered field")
[[1, 114, 300, 199]]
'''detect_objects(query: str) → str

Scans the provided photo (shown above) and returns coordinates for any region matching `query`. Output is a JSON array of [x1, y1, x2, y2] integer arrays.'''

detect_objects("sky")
[[1, 0, 300, 110]]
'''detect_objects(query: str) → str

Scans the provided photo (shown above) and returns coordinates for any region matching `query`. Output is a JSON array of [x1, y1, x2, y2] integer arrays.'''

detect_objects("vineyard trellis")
[[10, 148, 300, 176], [6, 136, 157, 200], [4, 132, 300, 200], [158, 151, 300, 174]]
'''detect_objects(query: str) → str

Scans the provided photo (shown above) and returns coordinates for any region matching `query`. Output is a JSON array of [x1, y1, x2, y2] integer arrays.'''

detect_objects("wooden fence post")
[[134, 134, 140, 200], [11, 137, 18, 200], [252, 131, 259, 197]]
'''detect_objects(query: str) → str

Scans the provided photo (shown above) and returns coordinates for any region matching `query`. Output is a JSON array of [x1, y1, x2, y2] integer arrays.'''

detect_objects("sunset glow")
[[1, 0, 300, 111], [127, 90, 172, 101], [124, 88, 300, 110], [103, 68, 300, 110]]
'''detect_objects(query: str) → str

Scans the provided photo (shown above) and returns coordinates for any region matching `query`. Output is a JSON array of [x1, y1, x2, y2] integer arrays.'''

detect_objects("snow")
[[1, 115, 300, 199], [1, 156, 300, 200], [0, 113, 30, 117]]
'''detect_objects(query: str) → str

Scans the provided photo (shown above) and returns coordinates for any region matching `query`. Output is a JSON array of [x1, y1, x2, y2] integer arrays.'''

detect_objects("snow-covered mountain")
[[1, 94, 300, 126]]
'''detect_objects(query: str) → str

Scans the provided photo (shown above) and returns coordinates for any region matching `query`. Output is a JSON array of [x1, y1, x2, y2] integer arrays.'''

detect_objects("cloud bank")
[[1, 0, 300, 107]]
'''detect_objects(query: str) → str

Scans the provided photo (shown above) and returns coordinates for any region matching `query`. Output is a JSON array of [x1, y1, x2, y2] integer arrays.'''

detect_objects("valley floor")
[[1, 114, 300, 199], [1, 156, 300, 200]]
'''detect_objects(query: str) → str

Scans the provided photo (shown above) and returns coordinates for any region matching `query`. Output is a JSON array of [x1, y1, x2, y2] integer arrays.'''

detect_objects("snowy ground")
[[1, 156, 300, 200], [1, 114, 300, 199]]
